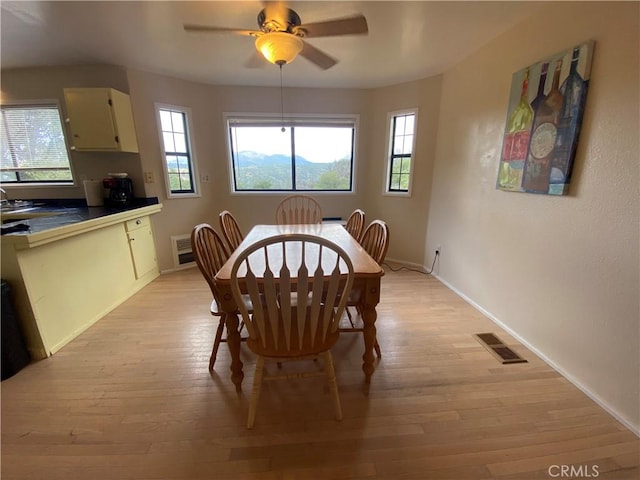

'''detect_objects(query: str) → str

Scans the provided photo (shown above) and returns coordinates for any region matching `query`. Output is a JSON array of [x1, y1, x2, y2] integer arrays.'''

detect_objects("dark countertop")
[[1, 198, 160, 236]]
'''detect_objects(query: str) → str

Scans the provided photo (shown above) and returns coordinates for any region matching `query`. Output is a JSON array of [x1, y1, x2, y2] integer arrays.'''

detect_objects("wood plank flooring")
[[2, 267, 638, 479]]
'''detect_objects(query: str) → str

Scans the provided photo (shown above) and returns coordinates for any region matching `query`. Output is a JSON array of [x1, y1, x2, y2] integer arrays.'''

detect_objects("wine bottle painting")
[[497, 41, 594, 195]]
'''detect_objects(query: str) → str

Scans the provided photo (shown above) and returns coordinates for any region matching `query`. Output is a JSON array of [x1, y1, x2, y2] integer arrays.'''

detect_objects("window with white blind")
[[0, 104, 74, 184]]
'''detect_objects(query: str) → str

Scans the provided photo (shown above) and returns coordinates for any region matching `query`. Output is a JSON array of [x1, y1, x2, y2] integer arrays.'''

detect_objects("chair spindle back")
[[219, 210, 244, 251], [359, 220, 390, 265], [345, 209, 366, 242], [191, 223, 230, 297], [230, 234, 354, 356], [275, 195, 323, 225]]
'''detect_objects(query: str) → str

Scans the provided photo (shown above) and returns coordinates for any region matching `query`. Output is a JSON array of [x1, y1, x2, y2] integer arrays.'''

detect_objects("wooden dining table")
[[214, 223, 385, 391]]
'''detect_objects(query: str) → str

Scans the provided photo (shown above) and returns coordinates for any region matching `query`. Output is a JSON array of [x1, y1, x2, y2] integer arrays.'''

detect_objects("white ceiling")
[[1, 1, 543, 89]]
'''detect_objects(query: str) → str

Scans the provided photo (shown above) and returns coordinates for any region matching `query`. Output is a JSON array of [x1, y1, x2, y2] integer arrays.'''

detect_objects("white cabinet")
[[125, 216, 157, 279], [0, 206, 162, 359], [64, 87, 139, 153]]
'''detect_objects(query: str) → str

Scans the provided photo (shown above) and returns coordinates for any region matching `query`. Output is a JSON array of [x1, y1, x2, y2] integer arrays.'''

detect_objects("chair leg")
[[323, 351, 342, 421], [374, 338, 382, 358], [247, 356, 265, 429], [346, 307, 356, 328], [209, 318, 225, 372]]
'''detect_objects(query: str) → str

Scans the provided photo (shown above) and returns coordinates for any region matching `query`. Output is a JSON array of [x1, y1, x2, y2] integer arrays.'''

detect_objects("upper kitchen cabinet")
[[64, 88, 139, 153]]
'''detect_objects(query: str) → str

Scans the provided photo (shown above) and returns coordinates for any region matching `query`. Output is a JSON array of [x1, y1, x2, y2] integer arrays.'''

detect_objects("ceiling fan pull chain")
[[279, 64, 285, 133]]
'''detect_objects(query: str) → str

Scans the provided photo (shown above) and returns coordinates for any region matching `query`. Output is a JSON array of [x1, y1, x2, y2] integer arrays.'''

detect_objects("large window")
[[385, 109, 418, 195], [156, 105, 197, 196], [227, 115, 356, 192], [0, 104, 73, 184]]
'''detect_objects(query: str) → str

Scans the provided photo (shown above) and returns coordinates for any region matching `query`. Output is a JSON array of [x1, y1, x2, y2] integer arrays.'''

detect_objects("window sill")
[[166, 192, 201, 199], [383, 191, 412, 198]]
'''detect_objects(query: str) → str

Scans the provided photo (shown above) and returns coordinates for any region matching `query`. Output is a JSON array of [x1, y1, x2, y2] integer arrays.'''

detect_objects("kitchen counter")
[[1, 198, 161, 248], [1, 198, 163, 360]]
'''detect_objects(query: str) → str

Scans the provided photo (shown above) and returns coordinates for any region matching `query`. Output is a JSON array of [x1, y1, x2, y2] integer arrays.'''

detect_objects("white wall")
[[126, 69, 374, 271], [125, 69, 442, 272], [367, 77, 442, 266], [426, 2, 639, 432]]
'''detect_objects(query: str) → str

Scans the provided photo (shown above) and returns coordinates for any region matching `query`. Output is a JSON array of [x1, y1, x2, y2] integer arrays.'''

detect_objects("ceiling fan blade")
[[183, 24, 259, 36], [299, 41, 337, 70], [299, 14, 368, 38]]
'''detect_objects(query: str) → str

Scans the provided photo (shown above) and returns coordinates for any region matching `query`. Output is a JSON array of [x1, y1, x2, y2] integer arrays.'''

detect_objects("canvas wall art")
[[497, 41, 594, 195]]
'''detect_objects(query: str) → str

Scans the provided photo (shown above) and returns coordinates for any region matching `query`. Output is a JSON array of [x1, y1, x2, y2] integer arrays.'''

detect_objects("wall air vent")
[[171, 234, 195, 269]]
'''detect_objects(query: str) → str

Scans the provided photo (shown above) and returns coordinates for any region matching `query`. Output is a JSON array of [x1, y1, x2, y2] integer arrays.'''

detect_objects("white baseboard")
[[384, 257, 430, 273], [431, 272, 640, 437], [160, 263, 197, 275]]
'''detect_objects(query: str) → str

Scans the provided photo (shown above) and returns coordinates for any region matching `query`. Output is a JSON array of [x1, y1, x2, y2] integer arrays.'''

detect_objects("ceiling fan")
[[183, 2, 368, 70]]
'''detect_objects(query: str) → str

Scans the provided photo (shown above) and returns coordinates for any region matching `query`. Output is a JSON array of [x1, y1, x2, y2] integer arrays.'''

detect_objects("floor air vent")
[[474, 333, 527, 364]]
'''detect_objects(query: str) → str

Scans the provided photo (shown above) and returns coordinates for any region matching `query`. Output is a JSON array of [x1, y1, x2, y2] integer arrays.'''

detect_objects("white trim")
[[160, 263, 197, 275], [223, 112, 359, 195], [432, 271, 640, 437], [383, 107, 419, 197], [154, 103, 201, 199]]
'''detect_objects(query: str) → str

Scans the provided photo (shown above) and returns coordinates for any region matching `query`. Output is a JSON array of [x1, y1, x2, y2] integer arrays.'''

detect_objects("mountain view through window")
[[229, 124, 354, 191]]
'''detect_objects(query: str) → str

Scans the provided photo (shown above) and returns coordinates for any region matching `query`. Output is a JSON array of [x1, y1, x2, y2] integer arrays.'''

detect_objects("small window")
[[385, 109, 418, 195], [226, 115, 356, 193], [156, 105, 197, 196], [0, 103, 73, 184]]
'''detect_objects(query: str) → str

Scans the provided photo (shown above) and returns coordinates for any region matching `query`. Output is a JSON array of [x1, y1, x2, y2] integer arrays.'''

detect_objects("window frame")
[[224, 113, 359, 195], [383, 108, 419, 197], [0, 99, 75, 187], [155, 103, 200, 199]]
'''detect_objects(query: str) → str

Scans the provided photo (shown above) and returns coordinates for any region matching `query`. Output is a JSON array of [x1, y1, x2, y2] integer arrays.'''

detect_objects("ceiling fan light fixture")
[[255, 31, 303, 65]]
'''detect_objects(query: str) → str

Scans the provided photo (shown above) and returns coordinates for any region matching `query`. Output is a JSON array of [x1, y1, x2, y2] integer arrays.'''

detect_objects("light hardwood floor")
[[2, 267, 638, 479]]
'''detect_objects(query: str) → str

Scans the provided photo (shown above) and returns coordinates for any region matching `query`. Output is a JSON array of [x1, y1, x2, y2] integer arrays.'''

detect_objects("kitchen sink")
[[0, 200, 35, 212], [0, 208, 62, 225]]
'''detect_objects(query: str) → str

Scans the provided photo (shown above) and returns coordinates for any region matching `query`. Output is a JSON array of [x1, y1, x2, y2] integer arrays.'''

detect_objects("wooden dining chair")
[[340, 219, 390, 357], [275, 194, 323, 225], [191, 223, 247, 371], [230, 233, 354, 429], [219, 210, 244, 252], [345, 208, 365, 242]]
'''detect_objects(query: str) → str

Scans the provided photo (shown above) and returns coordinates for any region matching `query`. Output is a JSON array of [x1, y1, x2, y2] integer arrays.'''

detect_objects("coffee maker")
[[103, 176, 134, 207]]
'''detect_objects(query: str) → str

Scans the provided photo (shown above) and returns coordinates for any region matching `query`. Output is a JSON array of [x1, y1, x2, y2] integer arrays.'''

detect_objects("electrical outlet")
[[201, 174, 210, 183], [436, 245, 441, 255], [144, 171, 154, 183]]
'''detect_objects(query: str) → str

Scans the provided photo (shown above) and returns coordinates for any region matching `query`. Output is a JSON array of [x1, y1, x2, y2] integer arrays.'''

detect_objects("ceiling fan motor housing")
[[257, 8, 302, 34]]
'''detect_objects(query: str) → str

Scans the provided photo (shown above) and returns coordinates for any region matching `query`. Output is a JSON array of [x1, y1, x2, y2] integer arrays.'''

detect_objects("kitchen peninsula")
[[1, 199, 162, 360]]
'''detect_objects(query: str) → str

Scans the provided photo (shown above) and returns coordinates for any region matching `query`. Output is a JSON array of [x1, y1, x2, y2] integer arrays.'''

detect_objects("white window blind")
[[1, 104, 73, 183]]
